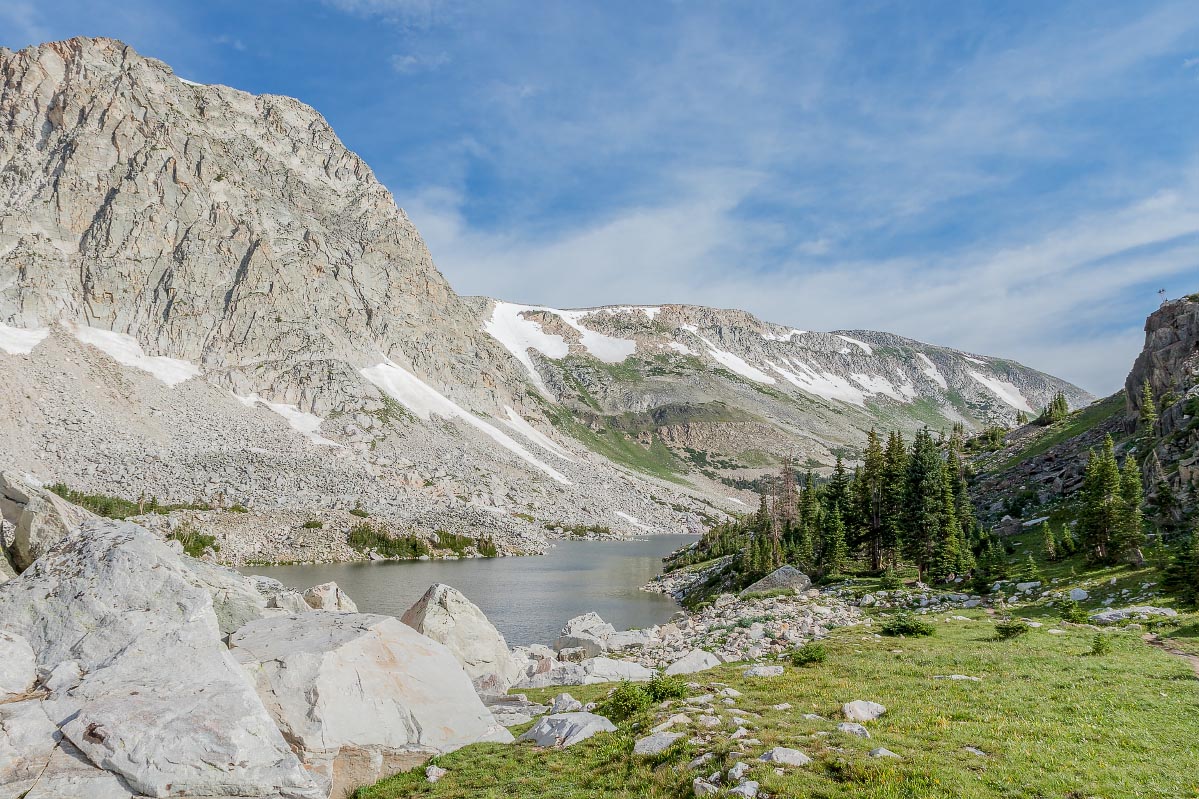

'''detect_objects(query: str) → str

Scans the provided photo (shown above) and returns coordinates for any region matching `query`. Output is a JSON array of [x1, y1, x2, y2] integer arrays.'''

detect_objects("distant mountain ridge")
[[0, 38, 1092, 559]]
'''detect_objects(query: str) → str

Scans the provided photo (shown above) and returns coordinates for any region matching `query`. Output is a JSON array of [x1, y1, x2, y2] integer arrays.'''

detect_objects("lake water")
[[243, 534, 697, 646]]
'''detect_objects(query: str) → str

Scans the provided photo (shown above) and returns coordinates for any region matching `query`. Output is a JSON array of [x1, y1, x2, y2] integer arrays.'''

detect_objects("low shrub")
[[790, 642, 827, 666], [601, 682, 653, 721], [347, 524, 430, 559], [993, 620, 1031, 640], [349, 506, 370, 518], [302, 519, 324, 529], [1061, 601, 1089, 624], [879, 569, 903, 591], [169, 524, 219, 558], [646, 672, 688, 701], [880, 612, 935, 637], [1088, 633, 1112, 656], [228, 504, 249, 513]]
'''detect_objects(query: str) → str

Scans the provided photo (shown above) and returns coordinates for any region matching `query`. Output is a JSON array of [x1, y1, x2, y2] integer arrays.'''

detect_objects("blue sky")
[[3, 1, 1198, 393]]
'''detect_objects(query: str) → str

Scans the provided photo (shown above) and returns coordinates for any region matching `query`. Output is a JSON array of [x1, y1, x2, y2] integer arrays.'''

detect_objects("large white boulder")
[[843, 700, 887, 722], [560, 612, 615, 638], [517, 712, 616, 748], [739, 565, 812, 597], [664, 649, 721, 676], [581, 657, 654, 684], [0, 471, 95, 571], [0, 520, 322, 799], [401, 583, 523, 695], [606, 629, 655, 651], [183, 557, 273, 634], [302, 581, 358, 612], [0, 630, 35, 698], [0, 698, 136, 798], [231, 611, 513, 798]]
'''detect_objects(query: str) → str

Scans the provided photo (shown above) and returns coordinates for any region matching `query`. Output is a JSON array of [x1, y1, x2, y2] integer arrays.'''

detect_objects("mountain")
[[964, 293, 1197, 530], [0, 38, 1091, 563]]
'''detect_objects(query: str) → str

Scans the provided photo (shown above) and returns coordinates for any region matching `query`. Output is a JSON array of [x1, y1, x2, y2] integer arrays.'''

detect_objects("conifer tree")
[[1037, 391, 1069, 425], [901, 429, 944, 581], [858, 430, 886, 569], [1118, 456, 1146, 565], [880, 431, 908, 568], [1079, 435, 1123, 563], [1015, 410, 1029, 425], [826, 456, 850, 517], [1041, 522, 1056, 562], [1139, 378, 1158, 434], [821, 507, 848, 576], [929, 459, 964, 583]]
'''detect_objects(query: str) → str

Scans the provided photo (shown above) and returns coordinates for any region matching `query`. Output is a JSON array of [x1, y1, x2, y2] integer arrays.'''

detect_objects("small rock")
[[933, 675, 981, 682], [742, 665, 784, 678], [842, 700, 886, 722], [425, 765, 448, 783], [693, 778, 719, 796], [869, 747, 901, 758], [634, 731, 685, 756], [551, 693, 583, 713], [837, 722, 871, 738], [730, 780, 760, 797], [758, 746, 811, 767]]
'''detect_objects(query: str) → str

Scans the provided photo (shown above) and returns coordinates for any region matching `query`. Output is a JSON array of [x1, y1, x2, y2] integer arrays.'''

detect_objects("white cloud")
[[0, 2, 50, 47], [390, 50, 449, 73]]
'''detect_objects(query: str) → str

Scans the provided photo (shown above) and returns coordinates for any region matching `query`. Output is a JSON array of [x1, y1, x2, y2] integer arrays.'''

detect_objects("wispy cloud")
[[0, 2, 50, 48], [390, 50, 449, 73]]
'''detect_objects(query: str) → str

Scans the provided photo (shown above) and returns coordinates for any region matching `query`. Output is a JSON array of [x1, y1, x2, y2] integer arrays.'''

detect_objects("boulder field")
[[0, 521, 511, 798]]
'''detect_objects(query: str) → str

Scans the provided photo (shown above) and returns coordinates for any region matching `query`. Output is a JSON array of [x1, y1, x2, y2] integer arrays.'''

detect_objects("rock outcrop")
[[0, 519, 322, 798], [231, 612, 513, 798], [302, 581, 358, 612], [401, 583, 522, 695], [739, 565, 812, 597], [0, 471, 95, 571]]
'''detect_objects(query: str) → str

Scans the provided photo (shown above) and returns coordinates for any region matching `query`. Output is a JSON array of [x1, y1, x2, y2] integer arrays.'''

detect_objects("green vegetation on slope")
[[356, 612, 1199, 799], [544, 406, 688, 483], [994, 392, 1126, 470], [46, 483, 212, 518]]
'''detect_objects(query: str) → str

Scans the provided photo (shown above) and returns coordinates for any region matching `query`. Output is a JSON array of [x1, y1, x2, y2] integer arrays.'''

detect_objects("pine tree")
[[1037, 391, 1069, 425], [1139, 378, 1158, 434], [1015, 410, 1029, 425], [1057, 523, 1076, 556], [1078, 435, 1124, 563], [1117, 456, 1146, 565], [928, 459, 963, 583], [880, 431, 908, 568], [901, 429, 944, 581], [858, 430, 886, 570], [1162, 531, 1199, 606], [826, 456, 850, 516], [821, 507, 848, 577], [1041, 522, 1056, 562]]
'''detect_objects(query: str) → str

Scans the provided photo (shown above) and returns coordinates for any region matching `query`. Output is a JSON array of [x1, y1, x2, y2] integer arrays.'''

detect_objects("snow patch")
[[177, 77, 205, 87], [696, 335, 776, 384], [726, 496, 747, 506], [836, 335, 873, 355], [761, 329, 805, 342], [484, 302, 569, 391], [70, 325, 200, 386], [679, 323, 699, 333], [577, 306, 661, 321], [767, 360, 866, 406], [615, 511, 654, 532], [502, 407, 576, 461], [484, 302, 636, 376], [916, 353, 948, 389], [963, 356, 988, 366], [236, 393, 340, 447], [667, 341, 696, 356], [361, 360, 571, 485], [850, 372, 916, 402], [0, 323, 49, 355], [967, 371, 1034, 413]]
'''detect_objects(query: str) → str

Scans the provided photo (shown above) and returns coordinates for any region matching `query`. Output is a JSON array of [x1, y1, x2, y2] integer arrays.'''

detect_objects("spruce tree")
[[821, 507, 848, 577], [1078, 436, 1123, 563], [881, 431, 908, 568], [826, 456, 850, 516], [1139, 378, 1158, 434], [859, 430, 886, 570], [901, 428, 944, 581], [1041, 521, 1056, 562], [1118, 456, 1146, 565]]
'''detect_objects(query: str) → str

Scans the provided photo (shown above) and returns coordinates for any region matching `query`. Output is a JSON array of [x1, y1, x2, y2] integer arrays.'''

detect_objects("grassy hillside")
[[357, 605, 1199, 799]]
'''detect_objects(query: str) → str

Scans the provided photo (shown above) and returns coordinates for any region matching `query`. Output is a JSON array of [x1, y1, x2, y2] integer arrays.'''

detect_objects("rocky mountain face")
[[1125, 294, 1199, 504], [471, 299, 1090, 486], [0, 38, 1091, 563]]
